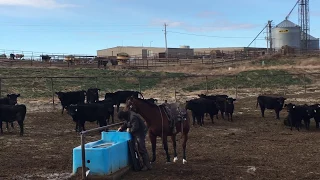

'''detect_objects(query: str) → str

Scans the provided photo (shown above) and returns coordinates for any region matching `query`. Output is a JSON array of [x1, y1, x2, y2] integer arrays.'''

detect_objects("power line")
[[166, 31, 266, 39]]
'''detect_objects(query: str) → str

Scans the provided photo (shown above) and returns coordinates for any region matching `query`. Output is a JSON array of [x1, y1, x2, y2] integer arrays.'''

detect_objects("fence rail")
[[0, 72, 319, 104]]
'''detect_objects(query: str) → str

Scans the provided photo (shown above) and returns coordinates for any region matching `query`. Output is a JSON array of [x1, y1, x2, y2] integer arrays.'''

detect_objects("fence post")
[[138, 77, 141, 93], [303, 74, 307, 94], [283, 74, 286, 95], [235, 75, 238, 98], [260, 75, 263, 94], [0, 78, 2, 97], [95, 77, 98, 88], [51, 78, 55, 105], [205, 76, 208, 94]]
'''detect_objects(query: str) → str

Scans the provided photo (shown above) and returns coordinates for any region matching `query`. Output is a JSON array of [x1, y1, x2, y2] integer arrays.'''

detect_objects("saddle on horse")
[[161, 102, 187, 133]]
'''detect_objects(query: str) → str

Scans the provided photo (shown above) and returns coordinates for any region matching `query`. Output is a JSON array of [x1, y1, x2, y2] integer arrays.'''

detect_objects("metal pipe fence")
[[0, 73, 318, 104]]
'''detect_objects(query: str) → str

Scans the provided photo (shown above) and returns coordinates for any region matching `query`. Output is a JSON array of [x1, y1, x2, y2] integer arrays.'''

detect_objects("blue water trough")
[[72, 130, 132, 177]]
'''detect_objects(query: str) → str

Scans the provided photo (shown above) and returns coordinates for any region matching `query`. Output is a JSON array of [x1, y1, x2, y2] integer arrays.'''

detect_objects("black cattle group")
[[256, 95, 320, 131], [1, 87, 319, 136], [0, 93, 26, 136], [55, 89, 145, 132], [185, 94, 236, 126]]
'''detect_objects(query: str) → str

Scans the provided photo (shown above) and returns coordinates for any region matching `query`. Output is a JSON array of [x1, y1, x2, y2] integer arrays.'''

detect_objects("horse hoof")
[[173, 157, 178, 163], [183, 159, 187, 164]]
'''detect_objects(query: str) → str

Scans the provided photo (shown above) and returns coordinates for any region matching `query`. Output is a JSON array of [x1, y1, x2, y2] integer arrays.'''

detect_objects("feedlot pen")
[[1, 92, 320, 180]]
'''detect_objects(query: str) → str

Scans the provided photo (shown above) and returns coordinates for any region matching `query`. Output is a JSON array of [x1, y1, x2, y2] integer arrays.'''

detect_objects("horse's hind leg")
[[162, 134, 171, 163], [171, 135, 178, 162], [182, 132, 188, 164], [149, 131, 157, 163]]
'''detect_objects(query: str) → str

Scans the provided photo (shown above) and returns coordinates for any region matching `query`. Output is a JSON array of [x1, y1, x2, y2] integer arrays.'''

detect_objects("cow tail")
[[256, 97, 259, 109], [20, 105, 27, 121]]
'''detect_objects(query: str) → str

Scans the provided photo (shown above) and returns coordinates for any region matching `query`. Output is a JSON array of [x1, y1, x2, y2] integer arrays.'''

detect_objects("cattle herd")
[[1, 88, 320, 136]]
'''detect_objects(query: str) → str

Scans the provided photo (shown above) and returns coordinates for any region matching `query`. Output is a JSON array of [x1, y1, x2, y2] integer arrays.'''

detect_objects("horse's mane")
[[134, 97, 160, 107]]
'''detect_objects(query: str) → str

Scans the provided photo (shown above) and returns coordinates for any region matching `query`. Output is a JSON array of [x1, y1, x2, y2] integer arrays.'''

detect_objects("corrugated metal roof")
[[301, 32, 319, 40], [275, 19, 299, 28]]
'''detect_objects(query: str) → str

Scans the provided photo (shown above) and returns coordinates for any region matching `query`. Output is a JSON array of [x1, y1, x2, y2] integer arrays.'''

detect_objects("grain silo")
[[272, 19, 301, 50], [301, 32, 320, 50]]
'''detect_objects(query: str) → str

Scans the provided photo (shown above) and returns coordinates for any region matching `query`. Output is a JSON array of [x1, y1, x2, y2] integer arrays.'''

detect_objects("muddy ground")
[[1, 93, 320, 180]]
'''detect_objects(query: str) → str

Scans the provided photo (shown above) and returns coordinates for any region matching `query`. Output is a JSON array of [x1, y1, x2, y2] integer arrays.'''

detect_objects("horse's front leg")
[[162, 134, 171, 163], [171, 135, 178, 162], [149, 131, 157, 163]]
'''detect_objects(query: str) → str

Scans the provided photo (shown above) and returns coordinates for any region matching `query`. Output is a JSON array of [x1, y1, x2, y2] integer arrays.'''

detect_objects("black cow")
[[145, 98, 158, 104], [55, 90, 86, 114], [284, 103, 310, 131], [256, 95, 286, 119], [66, 103, 108, 132], [198, 94, 229, 119], [186, 98, 219, 126], [105, 91, 144, 112], [95, 99, 115, 124], [305, 104, 320, 128], [0, 104, 27, 136], [225, 97, 236, 121], [86, 88, 100, 103], [0, 93, 21, 130]]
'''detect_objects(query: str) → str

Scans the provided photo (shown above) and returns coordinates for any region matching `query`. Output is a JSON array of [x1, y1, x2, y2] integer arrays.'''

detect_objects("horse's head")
[[125, 96, 137, 112]]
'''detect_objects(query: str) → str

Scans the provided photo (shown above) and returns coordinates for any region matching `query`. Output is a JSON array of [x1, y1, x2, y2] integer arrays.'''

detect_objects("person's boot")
[[141, 154, 152, 171]]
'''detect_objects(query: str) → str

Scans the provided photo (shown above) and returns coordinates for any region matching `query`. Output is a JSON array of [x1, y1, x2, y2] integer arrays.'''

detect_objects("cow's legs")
[[17, 121, 24, 136], [221, 110, 225, 119], [0, 121, 3, 134], [260, 106, 265, 118], [191, 112, 196, 125], [116, 103, 120, 113], [209, 113, 214, 124], [275, 110, 280, 119]]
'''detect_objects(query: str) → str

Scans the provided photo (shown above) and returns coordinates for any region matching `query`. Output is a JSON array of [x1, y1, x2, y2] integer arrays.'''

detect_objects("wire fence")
[[1, 48, 319, 69], [0, 73, 319, 105]]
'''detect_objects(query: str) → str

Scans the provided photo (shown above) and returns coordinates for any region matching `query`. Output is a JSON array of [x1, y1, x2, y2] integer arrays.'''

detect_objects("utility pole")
[[268, 20, 273, 54], [164, 23, 168, 59], [266, 23, 269, 54]]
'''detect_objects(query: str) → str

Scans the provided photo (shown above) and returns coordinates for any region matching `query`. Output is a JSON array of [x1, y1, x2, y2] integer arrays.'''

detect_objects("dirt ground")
[[1, 93, 320, 180]]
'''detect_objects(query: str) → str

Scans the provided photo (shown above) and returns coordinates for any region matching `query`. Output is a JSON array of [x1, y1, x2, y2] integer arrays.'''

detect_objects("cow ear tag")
[[75, 109, 77, 112]]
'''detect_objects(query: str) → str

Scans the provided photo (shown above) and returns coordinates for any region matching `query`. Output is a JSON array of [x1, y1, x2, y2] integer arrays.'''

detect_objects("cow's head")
[[185, 100, 195, 110], [105, 93, 115, 100], [55, 92, 64, 100], [284, 103, 295, 112], [226, 97, 236, 105], [277, 97, 286, 107], [66, 104, 78, 116], [7, 93, 20, 105]]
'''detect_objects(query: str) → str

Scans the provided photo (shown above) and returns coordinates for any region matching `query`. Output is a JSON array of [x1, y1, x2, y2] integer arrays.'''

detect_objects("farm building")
[[97, 46, 266, 59], [271, 19, 319, 51], [97, 46, 194, 59]]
